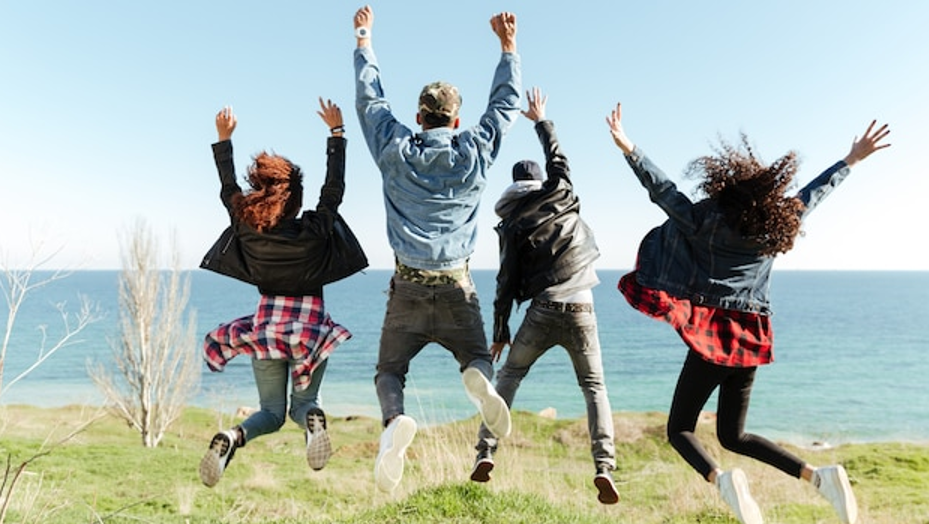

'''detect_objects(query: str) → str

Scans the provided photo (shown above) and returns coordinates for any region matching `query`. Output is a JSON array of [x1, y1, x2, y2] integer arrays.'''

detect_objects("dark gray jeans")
[[476, 304, 616, 470], [375, 274, 494, 425]]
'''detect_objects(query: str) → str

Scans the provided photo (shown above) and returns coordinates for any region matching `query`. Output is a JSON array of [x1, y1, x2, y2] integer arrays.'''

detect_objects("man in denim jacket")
[[353, 5, 521, 493]]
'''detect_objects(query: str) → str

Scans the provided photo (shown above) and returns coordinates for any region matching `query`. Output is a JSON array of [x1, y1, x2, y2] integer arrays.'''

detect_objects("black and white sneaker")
[[594, 465, 619, 505], [199, 429, 239, 487], [305, 407, 333, 471], [469, 449, 495, 483]]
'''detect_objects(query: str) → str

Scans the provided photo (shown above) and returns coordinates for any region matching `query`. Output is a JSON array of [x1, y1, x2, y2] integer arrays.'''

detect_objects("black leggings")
[[667, 351, 805, 481]]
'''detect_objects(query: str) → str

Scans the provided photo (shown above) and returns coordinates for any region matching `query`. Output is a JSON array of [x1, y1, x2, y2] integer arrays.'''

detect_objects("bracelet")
[[330, 125, 345, 134], [354, 26, 370, 39]]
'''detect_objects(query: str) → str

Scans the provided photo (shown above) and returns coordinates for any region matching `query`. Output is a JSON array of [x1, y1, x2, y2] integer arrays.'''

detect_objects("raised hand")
[[521, 87, 547, 122], [317, 97, 344, 136], [490, 12, 517, 53], [354, 5, 373, 46], [843, 120, 891, 167], [215, 106, 237, 142], [605, 102, 635, 155]]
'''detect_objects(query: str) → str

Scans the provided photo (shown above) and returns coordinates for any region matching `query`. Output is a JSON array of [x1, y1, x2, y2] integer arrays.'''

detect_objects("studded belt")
[[531, 299, 594, 313]]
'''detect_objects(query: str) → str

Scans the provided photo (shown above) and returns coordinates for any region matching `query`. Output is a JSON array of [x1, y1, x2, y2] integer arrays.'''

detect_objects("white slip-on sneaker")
[[374, 414, 417, 493], [812, 465, 858, 524], [716, 468, 764, 524], [305, 407, 333, 471], [199, 429, 239, 488], [462, 367, 511, 438]]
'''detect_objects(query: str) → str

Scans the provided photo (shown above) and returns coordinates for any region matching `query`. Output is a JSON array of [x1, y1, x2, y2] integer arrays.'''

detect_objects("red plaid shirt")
[[618, 271, 772, 367], [204, 295, 351, 390]]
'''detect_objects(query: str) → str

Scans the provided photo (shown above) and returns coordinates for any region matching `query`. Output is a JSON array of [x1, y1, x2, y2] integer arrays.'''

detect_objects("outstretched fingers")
[[317, 97, 343, 130]]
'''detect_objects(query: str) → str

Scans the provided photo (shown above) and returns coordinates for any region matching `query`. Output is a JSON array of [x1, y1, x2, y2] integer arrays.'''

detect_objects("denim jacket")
[[625, 147, 851, 315], [354, 46, 521, 270]]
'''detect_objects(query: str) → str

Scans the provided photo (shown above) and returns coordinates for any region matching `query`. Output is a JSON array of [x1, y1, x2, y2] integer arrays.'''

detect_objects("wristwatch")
[[354, 26, 370, 39]]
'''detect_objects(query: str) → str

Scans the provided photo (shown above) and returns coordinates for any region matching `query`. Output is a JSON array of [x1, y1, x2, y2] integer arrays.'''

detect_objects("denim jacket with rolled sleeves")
[[354, 46, 521, 270], [624, 146, 852, 315]]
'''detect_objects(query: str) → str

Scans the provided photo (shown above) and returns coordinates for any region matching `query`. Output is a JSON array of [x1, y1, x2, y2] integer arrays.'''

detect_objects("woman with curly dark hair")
[[198, 99, 357, 488], [606, 104, 889, 524]]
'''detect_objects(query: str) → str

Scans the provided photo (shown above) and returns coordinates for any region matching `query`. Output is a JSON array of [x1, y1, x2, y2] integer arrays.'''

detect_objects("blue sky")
[[2, 1, 925, 271]]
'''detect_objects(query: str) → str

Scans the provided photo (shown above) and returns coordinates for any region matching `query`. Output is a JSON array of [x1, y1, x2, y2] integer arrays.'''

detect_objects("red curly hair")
[[232, 152, 303, 233], [686, 135, 806, 256]]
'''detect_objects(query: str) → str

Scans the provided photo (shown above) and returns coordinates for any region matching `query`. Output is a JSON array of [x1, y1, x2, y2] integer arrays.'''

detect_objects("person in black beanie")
[[469, 87, 619, 505]]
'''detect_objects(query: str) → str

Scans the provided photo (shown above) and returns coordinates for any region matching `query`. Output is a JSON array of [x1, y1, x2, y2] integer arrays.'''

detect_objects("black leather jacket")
[[492, 120, 599, 342], [211, 137, 346, 297]]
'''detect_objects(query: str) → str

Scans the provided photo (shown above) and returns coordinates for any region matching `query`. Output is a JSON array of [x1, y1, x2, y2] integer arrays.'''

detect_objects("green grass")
[[1, 405, 927, 523]]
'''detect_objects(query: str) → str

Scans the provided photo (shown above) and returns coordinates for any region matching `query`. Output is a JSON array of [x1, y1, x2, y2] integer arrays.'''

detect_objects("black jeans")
[[667, 351, 805, 481]]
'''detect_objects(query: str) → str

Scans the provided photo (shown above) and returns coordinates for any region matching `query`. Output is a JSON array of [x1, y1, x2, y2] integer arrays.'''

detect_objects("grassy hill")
[[1, 405, 927, 523]]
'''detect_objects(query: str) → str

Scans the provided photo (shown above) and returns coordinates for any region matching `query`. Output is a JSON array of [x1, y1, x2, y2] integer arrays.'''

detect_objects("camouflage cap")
[[418, 81, 461, 122]]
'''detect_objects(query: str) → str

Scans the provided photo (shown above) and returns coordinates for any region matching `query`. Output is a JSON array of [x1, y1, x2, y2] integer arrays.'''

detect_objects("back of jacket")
[[210, 137, 347, 297], [624, 147, 851, 314], [492, 120, 599, 342]]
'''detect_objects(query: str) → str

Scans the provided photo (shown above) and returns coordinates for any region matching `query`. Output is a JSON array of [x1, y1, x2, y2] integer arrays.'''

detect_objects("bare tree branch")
[[88, 219, 200, 448]]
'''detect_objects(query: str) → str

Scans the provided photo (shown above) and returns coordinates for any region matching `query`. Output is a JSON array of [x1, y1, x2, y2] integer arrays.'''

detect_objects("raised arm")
[[606, 102, 698, 233], [523, 87, 569, 182], [490, 11, 517, 54], [314, 98, 346, 221], [213, 106, 242, 216], [797, 120, 891, 217]]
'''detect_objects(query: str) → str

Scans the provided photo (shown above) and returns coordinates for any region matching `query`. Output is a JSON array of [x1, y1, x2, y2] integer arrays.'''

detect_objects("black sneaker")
[[305, 408, 332, 471], [594, 465, 619, 505], [470, 449, 495, 483], [199, 429, 238, 487]]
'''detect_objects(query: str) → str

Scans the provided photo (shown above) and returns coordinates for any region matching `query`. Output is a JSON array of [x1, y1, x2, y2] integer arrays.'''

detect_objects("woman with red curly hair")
[[607, 104, 889, 524], [198, 99, 354, 488]]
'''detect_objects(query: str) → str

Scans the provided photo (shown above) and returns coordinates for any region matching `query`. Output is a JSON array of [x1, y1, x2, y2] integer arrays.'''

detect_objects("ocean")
[[2, 269, 927, 446]]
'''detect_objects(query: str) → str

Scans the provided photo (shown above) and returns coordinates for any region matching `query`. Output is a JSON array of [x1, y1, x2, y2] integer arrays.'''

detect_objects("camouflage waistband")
[[395, 260, 469, 286]]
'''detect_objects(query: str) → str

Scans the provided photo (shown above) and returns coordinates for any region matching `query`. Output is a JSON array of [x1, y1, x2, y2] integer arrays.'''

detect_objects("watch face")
[[355, 27, 369, 38]]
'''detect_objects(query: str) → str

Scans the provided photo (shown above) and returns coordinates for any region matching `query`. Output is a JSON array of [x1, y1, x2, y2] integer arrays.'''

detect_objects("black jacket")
[[492, 120, 599, 342], [210, 137, 346, 297]]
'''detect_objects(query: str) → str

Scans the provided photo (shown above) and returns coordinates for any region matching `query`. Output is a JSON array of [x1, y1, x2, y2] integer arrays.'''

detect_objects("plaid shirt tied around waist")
[[618, 270, 772, 368], [204, 295, 351, 390]]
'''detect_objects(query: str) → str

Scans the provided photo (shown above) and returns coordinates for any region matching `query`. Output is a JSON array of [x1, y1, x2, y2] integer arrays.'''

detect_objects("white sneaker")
[[716, 468, 764, 524], [462, 367, 511, 438], [305, 408, 332, 471], [199, 429, 239, 488], [812, 465, 858, 524], [374, 415, 417, 493]]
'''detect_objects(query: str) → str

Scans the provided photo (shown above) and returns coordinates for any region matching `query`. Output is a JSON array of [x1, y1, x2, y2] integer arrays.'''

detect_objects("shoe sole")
[[462, 368, 511, 438], [470, 458, 494, 483], [820, 467, 858, 524], [594, 474, 619, 505], [375, 416, 417, 493], [306, 412, 333, 471], [199, 433, 232, 488]]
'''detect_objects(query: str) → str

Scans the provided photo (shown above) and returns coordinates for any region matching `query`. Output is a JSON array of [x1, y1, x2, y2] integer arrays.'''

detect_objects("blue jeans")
[[238, 358, 328, 444], [476, 304, 616, 470], [375, 274, 494, 425]]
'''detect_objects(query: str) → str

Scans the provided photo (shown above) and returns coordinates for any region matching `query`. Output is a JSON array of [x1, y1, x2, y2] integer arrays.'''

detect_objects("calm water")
[[2, 269, 927, 446]]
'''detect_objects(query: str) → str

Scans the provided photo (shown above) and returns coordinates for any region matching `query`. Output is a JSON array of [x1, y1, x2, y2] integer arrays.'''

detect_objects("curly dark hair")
[[232, 152, 303, 233], [685, 135, 806, 256]]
